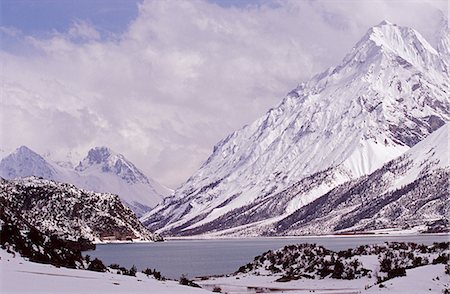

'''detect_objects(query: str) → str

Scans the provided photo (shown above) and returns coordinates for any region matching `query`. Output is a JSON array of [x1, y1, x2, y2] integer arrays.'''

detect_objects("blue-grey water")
[[85, 234, 449, 279]]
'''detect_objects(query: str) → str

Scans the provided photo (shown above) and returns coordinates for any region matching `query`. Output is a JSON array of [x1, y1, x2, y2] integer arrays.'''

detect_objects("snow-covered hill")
[[0, 176, 161, 242], [0, 146, 171, 216], [142, 21, 450, 236], [200, 242, 449, 293]]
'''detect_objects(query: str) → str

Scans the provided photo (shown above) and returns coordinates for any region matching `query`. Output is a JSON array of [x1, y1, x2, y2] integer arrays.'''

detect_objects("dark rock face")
[[86, 146, 112, 165]]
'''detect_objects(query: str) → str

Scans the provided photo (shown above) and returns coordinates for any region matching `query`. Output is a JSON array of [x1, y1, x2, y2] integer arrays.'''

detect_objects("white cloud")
[[0, 26, 22, 37], [0, 0, 447, 188], [68, 20, 101, 41]]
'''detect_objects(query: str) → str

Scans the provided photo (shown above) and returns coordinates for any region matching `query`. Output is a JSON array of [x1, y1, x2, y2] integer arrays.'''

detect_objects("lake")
[[86, 234, 449, 279]]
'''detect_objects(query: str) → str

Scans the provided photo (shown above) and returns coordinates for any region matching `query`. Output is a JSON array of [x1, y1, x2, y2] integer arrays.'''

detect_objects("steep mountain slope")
[[437, 19, 450, 56], [0, 146, 171, 216], [0, 176, 161, 242], [170, 124, 449, 237], [143, 21, 450, 236], [272, 123, 449, 236]]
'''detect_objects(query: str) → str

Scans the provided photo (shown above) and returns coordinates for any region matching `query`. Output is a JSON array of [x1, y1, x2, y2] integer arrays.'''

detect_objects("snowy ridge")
[[143, 21, 450, 236], [0, 146, 171, 216], [157, 126, 448, 237], [271, 124, 449, 236], [0, 176, 161, 242]]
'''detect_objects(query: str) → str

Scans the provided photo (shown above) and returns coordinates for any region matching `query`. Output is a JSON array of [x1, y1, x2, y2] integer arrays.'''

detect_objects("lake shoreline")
[[88, 234, 450, 279], [164, 232, 450, 241]]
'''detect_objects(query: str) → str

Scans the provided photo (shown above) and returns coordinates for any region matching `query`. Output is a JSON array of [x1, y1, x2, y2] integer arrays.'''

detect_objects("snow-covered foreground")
[[199, 264, 448, 293], [1, 246, 448, 293], [0, 249, 208, 293]]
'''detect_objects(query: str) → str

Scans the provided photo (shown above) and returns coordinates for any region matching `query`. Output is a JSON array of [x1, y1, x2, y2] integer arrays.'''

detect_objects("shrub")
[[387, 267, 406, 279], [129, 265, 137, 276], [153, 271, 163, 280], [179, 275, 189, 285], [142, 268, 153, 276], [380, 257, 392, 272], [87, 258, 107, 272], [179, 275, 201, 288], [432, 254, 448, 264], [331, 259, 344, 279], [123, 265, 137, 276]]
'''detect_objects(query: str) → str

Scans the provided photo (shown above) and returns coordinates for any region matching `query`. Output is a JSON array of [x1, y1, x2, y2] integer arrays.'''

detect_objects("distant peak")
[[377, 20, 394, 26], [0, 145, 56, 180], [91, 146, 112, 153], [76, 146, 149, 184], [16, 145, 36, 154], [86, 146, 114, 164], [12, 146, 43, 159]]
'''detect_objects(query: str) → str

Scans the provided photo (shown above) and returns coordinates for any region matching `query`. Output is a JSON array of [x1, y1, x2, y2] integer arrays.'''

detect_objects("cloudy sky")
[[1, 0, 448, 188]]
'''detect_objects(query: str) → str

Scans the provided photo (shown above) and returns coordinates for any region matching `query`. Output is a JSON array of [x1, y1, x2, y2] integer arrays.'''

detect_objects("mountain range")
[[141, 21, 449, 236], [1, 21, 448, 238], [0, 146, 171, 217]]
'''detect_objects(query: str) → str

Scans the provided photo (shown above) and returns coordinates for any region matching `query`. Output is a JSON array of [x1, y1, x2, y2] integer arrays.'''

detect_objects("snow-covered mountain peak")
[[76, 146, 149, 185], [15, 145, 36, 155], [143, 22, 450, 236], [1, 146, 171, 216], [341, 21, 441, 73], [0, 145, 57, 180], [83, 146, 114, 165]]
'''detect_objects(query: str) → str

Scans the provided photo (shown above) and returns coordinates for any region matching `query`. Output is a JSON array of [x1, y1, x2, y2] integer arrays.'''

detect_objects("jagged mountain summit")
[[0, 176, 160, 242], [142, 21, 450, 236], [0, 146, 171, 216], [76, 147, 150, 184], [73, 146, 172, 216]]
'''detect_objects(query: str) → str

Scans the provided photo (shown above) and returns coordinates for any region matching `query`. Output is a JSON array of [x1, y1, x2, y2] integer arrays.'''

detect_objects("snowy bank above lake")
[[0, 249, 208, 294]]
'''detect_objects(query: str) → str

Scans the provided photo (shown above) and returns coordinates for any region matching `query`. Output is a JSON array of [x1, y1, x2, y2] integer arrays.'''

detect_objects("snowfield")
[[0, 249, 208, 294], [1, 241, 448, 293], [199, 264, 448, 294]]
